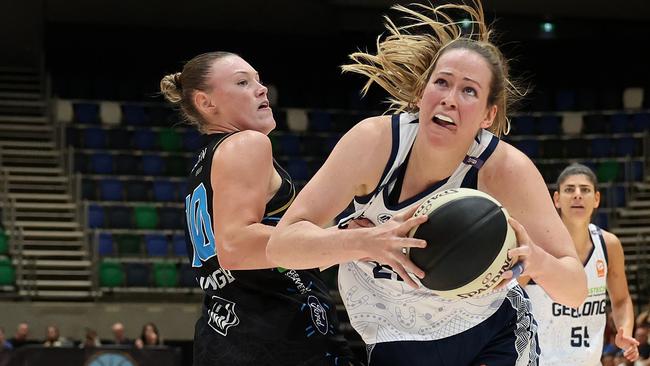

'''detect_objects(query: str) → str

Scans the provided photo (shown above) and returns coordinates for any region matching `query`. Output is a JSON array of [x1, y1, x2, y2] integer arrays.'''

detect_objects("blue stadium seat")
[[83, 127, 106, 149], [631, 161, 644, 182], [66, 126, 80, 147], [145, 234, 169, 256], [308, 111, 333, 132], [593, 212, 609, 230], [590, 138, 612, 158], [287, 159, 309, 181], [631, 113, 650, 132], [133, 129, 156, 150], [88, 204, 105, 228], [153, 180, 176, 202], [172, 234, 187, 256], [555, 89, 576, 111], [537, 115, 562, 135], [100, 179, 124, 201], [610, 113, 631, 133], [74, 103, 100, 124], [615, 137, 638, 157], [514, 139, 539, 158], [511, 116, 535, 135], [176, 181, 188, 200], [159, 207, 184, 230], [122, 104, 148, 125], [125, 263, 150, 287], [142, 155, 165, 176], [279, 134, 301, 156], [179, 264, 196, 287], [183, 129, 202, 151], [90, 153, 113, 174], [98, 233, 114, 256]]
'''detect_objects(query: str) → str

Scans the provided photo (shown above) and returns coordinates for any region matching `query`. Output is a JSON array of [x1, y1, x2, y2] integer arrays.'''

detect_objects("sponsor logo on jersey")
[[198, 268, 235, 290], [377, 213, 392, 223], [596, 259, 605, 278], [284, 269, 310, 294], [207, 295, 240, 336], [552, 299, 607, 318], [307, 295, 329, 335]]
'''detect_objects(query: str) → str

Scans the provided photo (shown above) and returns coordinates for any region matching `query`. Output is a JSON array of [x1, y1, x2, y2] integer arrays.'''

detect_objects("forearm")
[[218, 223, 277, 270], [533, 254, 588, 308], [612, 297, 635, 338], [267, 221, 364, 269]]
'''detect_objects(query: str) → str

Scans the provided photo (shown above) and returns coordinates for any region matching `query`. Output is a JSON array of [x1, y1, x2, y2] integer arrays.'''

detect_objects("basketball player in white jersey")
[[267, 1, 587, 365], [525, 163, 639, 365]]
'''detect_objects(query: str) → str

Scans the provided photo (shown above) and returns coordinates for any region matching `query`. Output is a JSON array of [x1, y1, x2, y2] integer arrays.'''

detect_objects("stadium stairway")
[[612, 174, 650, 308], [0, 67, 93, 300]]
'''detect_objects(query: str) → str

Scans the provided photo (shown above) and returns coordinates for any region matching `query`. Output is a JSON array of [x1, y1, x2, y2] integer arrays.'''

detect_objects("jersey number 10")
[[186, 183, 216, 267]]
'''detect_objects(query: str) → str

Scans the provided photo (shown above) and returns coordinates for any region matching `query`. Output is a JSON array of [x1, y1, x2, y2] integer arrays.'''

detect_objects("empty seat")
[[74, 103, 100, 124], [107, 128, 132, 149], [514, 139, 539, 158], [278, 134, 301, 156], [98, 233, 114, 256], [145, 234, 169, 256], [590, 138, 613, 158], [116, 234, 141, 255], [159, 128, 182, 151], [511, 116, 535, 135], [125, 263, 150, 287], [540, 139, 565, 159], [631, 113, 650, 132], [56, 99, 74, 123], [100, 179, 124, 201], [88, 204, 105, 228], [159, 207, 183, 230], [597, 161, 620, 183], [610, 113, 631, 133], [106, 206, 132, 229], [178, 264, 196, 287], [153, 180, 176, 202], [614, 137, 639, 157], [165, 156, 188, 177], [576, 88, 597, 111], [122, 104, 148, 125], [125, 180, 150, 201], [0, 229, 7, 255], [100, 101, 122, 125], [153, 262, 178, 288], [90, 153, 113, 174], [99, 261, 124, 287], [630, 161, 644, 182], [308, 111, 333, 132], [83, 127, 107, 149], [287, 159, 310, 181], [623, 87, 644, 109], [599, 88, 623, 110], [183, 129, 202, 152], [172, 234, 187, 257], [286, 108, 309, 132], [134, 206, 158, 229], [148, 106, 175, 126], [82, 178, 97, 200], [133, 129, 157, 150], [537, 115, 562, 135], [555, 89, 576, 111], [142, 155, 165, 176], [593, 212, 609, 230], [561, 112, 583, 135], [565, 138, 588, 158], [582, 114, 609, 134], [115, 154, 141, 175]]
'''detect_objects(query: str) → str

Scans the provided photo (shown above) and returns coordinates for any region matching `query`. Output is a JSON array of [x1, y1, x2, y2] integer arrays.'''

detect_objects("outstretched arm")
[[480, 142, 587, 308]]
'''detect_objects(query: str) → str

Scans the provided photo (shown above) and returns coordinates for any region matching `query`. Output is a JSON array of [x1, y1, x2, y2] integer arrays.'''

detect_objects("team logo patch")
[[377, 213, 392, 224], [207, 295, 240, 336], [85, 351, 137, 366], [596, 259, 606, 277], [307, 295, 329, 335]]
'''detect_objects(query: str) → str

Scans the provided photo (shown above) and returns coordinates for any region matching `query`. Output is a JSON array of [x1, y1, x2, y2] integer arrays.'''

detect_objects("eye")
[[564, 187, 573, 193], [463, 86, 477, 97], [237, 79, 249, 86], [434, 78, 447, 87]]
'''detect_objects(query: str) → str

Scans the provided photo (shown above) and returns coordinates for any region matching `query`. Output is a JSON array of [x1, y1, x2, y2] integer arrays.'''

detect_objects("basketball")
[[407, 188, 518, 299]]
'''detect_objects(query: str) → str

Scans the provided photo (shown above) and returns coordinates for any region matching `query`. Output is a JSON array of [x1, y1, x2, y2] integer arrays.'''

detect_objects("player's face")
[[554, 174, 600, 221], [206, 55, 275, 134], [417, 48, 496, 148]]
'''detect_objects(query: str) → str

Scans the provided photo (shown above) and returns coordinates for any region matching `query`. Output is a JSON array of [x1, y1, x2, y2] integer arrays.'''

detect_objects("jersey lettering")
[[186, 183, 217, 267]]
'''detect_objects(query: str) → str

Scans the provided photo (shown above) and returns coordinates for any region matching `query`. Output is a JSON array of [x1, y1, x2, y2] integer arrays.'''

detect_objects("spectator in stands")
[[8, 322, 29, 349], [43, 324, 73, 348], [134, 322, 161, 348], [0, 327, 12, 351], [79, 328, 101, 349], [160, 52, 358, 365], [109, 322, 132, 346], [526, 163, 639, 364], [267, 1, 587, 365]]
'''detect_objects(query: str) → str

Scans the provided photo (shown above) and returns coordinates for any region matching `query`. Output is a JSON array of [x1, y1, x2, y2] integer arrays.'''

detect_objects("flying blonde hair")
[[343, 0, 523, 136]]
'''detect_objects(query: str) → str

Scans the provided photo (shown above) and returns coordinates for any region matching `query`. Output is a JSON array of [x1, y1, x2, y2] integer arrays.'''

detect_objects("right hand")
[[360, 205, 428, 289]]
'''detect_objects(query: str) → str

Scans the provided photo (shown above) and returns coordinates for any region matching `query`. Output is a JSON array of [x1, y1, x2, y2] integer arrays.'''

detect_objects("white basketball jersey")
[[526, 224, 608, 366], [338, 112, 509, 344]]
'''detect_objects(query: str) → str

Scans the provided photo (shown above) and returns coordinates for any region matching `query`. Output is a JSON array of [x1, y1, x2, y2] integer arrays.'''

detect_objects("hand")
[[504, 217, 549, 281], [615, 327, 640, 362], [361, 205, 428, 289]]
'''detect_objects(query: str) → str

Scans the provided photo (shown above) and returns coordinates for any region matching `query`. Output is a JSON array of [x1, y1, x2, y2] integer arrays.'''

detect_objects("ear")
[[480, 104, 497, 129], [594, 190, 601, 209], [193, 91, 217, 117], [553, 191, 561, 209]]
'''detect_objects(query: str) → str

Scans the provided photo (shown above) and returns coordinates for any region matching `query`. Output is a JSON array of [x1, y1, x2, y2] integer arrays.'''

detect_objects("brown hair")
[[342, 1, 524, 137], [160, 52, 238, 133]]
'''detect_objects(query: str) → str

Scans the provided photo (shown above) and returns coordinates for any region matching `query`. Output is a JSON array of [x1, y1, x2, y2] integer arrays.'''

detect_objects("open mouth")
[[258, 101, 270, 110], [432, 114, 456, 129]]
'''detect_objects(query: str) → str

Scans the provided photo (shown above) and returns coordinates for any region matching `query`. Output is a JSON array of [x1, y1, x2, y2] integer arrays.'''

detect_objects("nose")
[[256, 81, 268, 97], [440, 90, 457, 109]]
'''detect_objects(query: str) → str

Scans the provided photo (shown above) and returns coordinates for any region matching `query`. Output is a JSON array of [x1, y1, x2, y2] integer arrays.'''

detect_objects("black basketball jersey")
[[184, 132, 356, 366]]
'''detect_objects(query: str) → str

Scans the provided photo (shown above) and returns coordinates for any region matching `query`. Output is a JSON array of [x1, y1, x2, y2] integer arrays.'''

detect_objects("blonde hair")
[[160, 51, 238, 133], [342, 1, 523, 137]]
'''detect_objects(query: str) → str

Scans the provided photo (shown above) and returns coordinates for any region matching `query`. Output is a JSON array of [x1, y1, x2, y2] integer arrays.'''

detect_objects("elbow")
[[216, 238, 243, 270], [567, 272, 589, 308], [265, 232, 285, 267]]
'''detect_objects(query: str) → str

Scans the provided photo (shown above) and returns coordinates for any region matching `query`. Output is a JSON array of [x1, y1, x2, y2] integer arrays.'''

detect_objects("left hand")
[[615, 326, 640, 362], [495, 217, 545, 289]]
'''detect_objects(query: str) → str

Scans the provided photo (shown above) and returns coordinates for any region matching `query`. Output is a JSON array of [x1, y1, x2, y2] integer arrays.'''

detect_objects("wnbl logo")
[[208, 295, 240, 336], [377, 213, 392, 223]]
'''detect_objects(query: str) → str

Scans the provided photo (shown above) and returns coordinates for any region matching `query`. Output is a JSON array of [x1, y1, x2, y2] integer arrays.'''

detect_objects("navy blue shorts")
[[366, 286, 539, 366]]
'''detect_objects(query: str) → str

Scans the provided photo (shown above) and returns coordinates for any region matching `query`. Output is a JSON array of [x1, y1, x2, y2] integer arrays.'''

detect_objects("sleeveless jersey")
[[338, 112, 517, 345], [185, 133, 356, 366], [526, 223, 609, 366]]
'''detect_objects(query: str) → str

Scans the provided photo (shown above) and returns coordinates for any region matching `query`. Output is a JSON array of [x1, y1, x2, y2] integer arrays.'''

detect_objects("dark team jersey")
[[184, 132, 357, 366]]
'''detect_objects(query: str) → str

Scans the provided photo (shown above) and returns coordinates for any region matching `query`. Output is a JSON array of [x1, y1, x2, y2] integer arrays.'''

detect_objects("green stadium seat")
[[153, 262, 178, 288], [0, 229, 8, 255], [159, 128, 182, 152], [134, 206, 158, 229], [0, 258, 16, 286], [99, 261, 125, 287], [116, 234, 142, 255]]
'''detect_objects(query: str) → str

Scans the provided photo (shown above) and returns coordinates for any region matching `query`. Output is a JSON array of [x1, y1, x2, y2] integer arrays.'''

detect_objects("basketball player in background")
[[525, 163, 639, 365], [267, 1, 587, 364], [160, 52, 358, 365]]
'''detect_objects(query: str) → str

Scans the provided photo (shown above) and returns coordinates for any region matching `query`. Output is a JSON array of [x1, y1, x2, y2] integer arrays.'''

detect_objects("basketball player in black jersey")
[[160, 52, 359, 366]]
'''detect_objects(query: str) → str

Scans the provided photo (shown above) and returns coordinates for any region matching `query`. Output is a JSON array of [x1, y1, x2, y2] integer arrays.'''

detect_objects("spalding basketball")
[[407, 188, 518, 299]]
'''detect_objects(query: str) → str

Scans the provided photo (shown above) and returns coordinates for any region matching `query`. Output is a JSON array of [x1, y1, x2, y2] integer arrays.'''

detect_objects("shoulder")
[[600, 228, 623, 251], [212, 130, 272, 163], [481, 139, 540, 187], [341, 115, 392, 145]]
